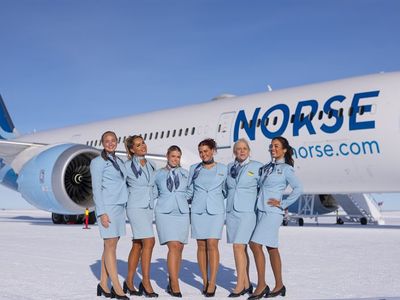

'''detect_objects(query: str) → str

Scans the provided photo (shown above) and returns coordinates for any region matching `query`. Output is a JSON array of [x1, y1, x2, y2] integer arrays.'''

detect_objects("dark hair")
[[167, 145, 182, 156], [198, 138, 217, 151], [124, 135, 143, 160], [272, 136, 294, 167], [100, 131, 118, 161]]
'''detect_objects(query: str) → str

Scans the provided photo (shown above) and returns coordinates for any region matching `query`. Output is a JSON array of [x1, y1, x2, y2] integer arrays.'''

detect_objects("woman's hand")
[[100, 214, 111, 228], [267, 198, 281, 207]]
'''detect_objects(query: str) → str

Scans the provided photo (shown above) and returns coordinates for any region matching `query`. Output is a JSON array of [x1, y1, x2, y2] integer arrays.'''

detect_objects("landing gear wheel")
[[88, 211, 96, 224], [360, 217, 368, 225], [298, 218, 304, 226], [62, 215, 77, 224], [52, 213, 63, 224], [336, 217, 344, 225]]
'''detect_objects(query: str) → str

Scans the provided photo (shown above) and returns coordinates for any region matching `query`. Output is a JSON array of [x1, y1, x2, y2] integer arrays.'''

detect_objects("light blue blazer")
[[90, 155, 128, 218], [226, 160, 263, 213], [257, 160, 303, 214], [154, 167, 190, 214], [125, 158, 156, 209], [187, 162, 227, 215]]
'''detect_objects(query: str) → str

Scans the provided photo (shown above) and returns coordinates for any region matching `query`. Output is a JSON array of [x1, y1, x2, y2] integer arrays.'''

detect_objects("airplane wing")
[[0, 140, 46, 165]]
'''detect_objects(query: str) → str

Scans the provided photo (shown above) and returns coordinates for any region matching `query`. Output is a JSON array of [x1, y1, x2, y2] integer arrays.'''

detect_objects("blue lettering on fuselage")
[[233, 90, 379, 141]]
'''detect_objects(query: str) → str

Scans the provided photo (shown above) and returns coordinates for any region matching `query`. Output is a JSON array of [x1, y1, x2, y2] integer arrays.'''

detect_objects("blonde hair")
[[124, 135, 143, 160], [233, 138, 251, 153]]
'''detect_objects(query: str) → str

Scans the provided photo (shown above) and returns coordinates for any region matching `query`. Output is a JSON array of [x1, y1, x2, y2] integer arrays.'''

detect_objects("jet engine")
[[17, 144, 99, 215]]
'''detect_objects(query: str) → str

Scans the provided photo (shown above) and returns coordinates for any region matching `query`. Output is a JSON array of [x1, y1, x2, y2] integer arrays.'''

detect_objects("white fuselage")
[[13, 72, 400, 194]]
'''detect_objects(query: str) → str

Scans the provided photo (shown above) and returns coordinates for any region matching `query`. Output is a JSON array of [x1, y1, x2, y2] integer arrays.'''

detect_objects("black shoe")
[[123, 280, 143, 296], [139, 282, 159, 298], [265, 285, 286, 298], [205, 285, 217, 297], [202, 282, 208, 295], [167, 278, 182, 298], [248, 285, 270, 300], [97, 284, 112, 298], [228, 284, 253, 298], [243, 284, 254, 295], [110, 286, 129, 300]]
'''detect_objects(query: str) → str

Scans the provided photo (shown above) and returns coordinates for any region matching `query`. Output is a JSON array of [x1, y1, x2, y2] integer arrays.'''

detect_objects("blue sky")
[[0, 0, 399, 210]]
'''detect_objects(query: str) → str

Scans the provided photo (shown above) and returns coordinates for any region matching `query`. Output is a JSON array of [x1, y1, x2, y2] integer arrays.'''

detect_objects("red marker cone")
[[83, 208, 90, 229]]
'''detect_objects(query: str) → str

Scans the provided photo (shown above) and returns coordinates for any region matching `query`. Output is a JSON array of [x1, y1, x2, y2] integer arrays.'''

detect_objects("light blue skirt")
[[126, 207, 154, 239], [155, 211, 190, 245], [250, 211, 283, 248], [97, 204, 126, 239], [226, 210, 256, 244], [191, 212, 225, 240]]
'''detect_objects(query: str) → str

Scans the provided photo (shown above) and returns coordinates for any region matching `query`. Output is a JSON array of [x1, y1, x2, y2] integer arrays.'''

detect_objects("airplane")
[[1, 72, 399, 225]]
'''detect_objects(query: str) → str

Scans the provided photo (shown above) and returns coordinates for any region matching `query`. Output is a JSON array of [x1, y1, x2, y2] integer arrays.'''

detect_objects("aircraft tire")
[[336, 217, 344, 225], [298, 218, 304, 226], [52, 213, 63, 224], [88, 211, 96, 224], [360, 217, 368, 225], [62, 214, 77, 224]]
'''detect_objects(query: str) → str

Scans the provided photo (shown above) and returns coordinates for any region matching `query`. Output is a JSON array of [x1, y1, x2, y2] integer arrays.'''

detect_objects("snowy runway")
[[0, 210, 399, 300]]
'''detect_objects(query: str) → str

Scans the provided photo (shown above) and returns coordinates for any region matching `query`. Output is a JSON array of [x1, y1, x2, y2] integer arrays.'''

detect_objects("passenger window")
[[155, 132, 158, 139], [118, 137, 121, 143], [359, 106, 365, 115], [161, 131, 164, 139], [273, 116, 278, 125], [185, 128, 189, 136], [257, 119, 261, 127], [339, 108, 344, 118], [328, 110, 333, 119], [94, 140, 97, 147], [179, 129, 182, 136], [191, 127, 195, 135], [348, 107, 354, 116], [167, 130, 170, 138], [172, 130, 176, 137], [265, 118, 269, 126], [318, 111, 323, 120], [290, 114, 295, 123], [218, 124, 221, 132], [144, 133, 147, 140], [149, 132, 153, 140]]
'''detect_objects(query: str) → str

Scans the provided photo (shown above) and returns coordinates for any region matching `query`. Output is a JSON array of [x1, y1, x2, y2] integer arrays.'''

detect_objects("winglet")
[[0, 94, 18, 140]]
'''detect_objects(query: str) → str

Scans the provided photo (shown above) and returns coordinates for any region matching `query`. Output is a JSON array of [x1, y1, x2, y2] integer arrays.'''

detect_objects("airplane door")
[[215, 111, 236, 149]]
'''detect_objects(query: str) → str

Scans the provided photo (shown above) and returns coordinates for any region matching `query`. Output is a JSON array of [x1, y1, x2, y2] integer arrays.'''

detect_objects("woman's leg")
[[232, 243, 248, 292], [196, 239, 208, 288], [126, 239, 142, 290], [266, 246, 284, 292], [100, 252, 110, 292], [249, 241, 267, 295], [206, 239, 219, 293], [141, 237, 156, 292], [103, 237, 124, 294], [167, 241, 184, 292]]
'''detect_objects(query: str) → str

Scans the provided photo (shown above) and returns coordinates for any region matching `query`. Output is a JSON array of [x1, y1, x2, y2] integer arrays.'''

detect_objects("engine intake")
[[17, 144, 100, 214]]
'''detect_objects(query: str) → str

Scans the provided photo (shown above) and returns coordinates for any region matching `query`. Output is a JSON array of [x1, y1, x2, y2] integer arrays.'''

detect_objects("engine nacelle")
[[17, 144, 100, 214]]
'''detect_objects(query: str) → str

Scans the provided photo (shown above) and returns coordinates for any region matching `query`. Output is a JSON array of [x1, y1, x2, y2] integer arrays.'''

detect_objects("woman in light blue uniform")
[[249, 137, 302, 299], [154, 145, 190, 298], [90, 131, 129, 299], [226, 139, 262, 298], [187, 138, 227, 297], [123, 135, 158, 298]]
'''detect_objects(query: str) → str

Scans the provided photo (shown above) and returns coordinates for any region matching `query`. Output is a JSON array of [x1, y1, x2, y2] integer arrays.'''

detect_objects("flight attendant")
[[123, 135, 158, 298], [225, 139, 262, 298], [249, 137, 302, 299], [90, 131, 129, 300], [187, 138, 227, 297], [154, 145, 190, 298]]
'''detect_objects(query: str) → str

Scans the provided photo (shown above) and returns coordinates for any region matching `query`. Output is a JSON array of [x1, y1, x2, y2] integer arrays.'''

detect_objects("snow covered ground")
[[0, 209, 399, 300]]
